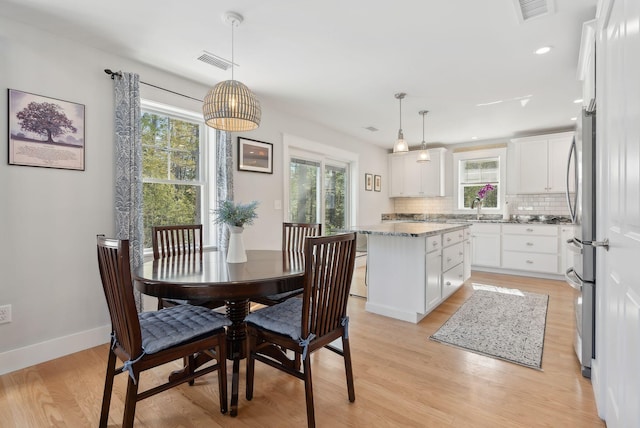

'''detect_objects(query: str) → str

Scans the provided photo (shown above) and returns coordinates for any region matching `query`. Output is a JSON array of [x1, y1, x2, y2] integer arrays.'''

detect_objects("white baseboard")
[[0, 324, 111, 375]]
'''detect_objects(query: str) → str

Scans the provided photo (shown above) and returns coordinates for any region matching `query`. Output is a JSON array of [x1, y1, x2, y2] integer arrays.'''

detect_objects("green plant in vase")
[[212, 200, 259, 263]]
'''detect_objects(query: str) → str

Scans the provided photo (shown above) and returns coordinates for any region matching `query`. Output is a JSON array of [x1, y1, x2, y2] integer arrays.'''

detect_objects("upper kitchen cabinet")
[[509, 131, 575, 194], [388, 148, 450, 197], [578, 19, 596, 111]]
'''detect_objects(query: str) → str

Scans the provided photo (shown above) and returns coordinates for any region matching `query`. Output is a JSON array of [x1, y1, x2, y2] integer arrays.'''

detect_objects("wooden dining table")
[[132, 249, 305, 417]]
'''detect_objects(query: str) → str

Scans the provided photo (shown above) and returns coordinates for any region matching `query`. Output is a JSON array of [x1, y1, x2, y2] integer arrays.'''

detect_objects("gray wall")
[[0, 16, 392, 374]]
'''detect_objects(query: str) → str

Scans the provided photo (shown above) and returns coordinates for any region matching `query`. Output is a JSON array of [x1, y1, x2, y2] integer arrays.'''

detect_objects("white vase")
[[226, 225, 247, 263]]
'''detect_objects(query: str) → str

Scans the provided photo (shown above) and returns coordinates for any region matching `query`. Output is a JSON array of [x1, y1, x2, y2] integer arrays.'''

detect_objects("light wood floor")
[[0, 270, 604, 427]]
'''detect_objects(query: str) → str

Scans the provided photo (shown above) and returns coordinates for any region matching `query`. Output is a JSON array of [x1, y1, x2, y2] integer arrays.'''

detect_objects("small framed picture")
[[8, 89, 85, 170], [365, 173, 373, 191], [374, 175, 382, 192], [238, 137, 273, 174]]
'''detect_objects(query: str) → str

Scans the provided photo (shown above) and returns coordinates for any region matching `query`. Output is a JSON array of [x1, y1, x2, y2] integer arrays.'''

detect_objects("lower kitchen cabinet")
[[442, 229, 466, 298], [470, 223, 501, 267], [426, 235, 442, 311]]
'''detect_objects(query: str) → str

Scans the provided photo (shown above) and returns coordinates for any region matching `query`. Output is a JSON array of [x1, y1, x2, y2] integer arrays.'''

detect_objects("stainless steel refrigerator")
[[565, 107, 596, 378]]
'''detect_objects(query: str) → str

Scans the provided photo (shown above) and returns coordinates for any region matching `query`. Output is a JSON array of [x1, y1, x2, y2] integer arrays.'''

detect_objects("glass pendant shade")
[[203, 79, 261, 131], [416, 110, 431, 163], [392, 93, 409, 153], [393, 130, 408, 153]]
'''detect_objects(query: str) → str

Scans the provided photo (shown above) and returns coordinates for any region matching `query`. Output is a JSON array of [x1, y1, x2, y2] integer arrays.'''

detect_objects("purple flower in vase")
[[475, 183, 495, 202]]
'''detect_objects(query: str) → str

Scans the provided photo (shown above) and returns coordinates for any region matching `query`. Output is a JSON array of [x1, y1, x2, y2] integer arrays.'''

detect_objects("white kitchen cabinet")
[[388, 148, 448, 197], [470, 223, 501, 267], [501, 224, 559, 274], [441, 229, 465, 298], [463, 227, 471, 281], [425, 235, 442, 311], [510, 132, 575, 194]]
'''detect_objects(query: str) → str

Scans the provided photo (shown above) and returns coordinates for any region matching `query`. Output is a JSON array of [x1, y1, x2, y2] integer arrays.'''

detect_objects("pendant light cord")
[[231, 19, 235, 81], [399, 96, 403, 133]]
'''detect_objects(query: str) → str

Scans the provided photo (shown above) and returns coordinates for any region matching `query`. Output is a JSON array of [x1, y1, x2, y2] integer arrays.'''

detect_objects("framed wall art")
[[8, 89, 85, 170], [238, 137, 273, 174], [365, 173, 373, 191], [374, 175, 382, 192]]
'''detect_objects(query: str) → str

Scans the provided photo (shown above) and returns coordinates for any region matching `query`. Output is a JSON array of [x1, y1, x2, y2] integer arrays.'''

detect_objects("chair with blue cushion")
[[251, 222, 322, 306], [152, 224, 225, 311], [96, 235, 231, 428], [245, 232, 357, 428]]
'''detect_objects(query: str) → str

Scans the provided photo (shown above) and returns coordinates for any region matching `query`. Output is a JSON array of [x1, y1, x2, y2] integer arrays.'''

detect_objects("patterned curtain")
[[113, 72, 143, 312], [216, 130, 234, 251]]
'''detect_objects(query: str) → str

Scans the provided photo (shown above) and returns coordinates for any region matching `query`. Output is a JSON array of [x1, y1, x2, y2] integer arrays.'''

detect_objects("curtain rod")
[[104, 69, 203, 103]]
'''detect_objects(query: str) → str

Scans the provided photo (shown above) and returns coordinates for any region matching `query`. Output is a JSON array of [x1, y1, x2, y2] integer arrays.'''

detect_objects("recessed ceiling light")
[[570, 117, 577, 121], [573, 98, 583, 103], [471, 136, 478, 140], [535, 46, 552, 55]]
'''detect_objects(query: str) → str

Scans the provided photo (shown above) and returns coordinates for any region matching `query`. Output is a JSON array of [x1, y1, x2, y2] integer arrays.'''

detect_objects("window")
[[141, 101, 215, 249], [453, 147, 507, 212], [284, 135, 356, 234], [459, 158, 499, 208]]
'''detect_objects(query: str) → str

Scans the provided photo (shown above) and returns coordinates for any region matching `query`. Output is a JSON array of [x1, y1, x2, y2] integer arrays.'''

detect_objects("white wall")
[[0, 16, 391, 375]]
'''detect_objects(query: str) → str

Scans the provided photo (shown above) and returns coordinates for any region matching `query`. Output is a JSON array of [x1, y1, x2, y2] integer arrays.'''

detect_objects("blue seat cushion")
[[245, 297, 303, 340], [138, 305, 231, 354], [263, 288, 303, 302]]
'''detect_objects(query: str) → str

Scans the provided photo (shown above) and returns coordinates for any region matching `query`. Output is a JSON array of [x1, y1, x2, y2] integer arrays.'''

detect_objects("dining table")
[[132, 249, 305, 417]]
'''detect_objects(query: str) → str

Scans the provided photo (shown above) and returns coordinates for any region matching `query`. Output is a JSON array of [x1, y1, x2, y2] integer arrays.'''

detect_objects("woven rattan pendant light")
[[203, 12, 261, 132]]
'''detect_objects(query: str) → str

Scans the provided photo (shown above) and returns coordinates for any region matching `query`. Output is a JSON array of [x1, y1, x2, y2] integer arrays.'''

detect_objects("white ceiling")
[[1, 0, 598, 149]]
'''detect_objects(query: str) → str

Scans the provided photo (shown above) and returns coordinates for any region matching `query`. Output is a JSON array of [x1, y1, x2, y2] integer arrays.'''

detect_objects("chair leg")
[[303, 355, 316, 428], [122, 373, 140, 428], [187, 354, 195, 386], [99, 349, 117, 428], [245, 335, 255, 401], [216, 342, 228, 414], [342, 336, 356, 402]]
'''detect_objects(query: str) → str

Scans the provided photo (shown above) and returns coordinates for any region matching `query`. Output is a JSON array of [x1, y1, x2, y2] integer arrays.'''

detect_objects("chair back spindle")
[[96, 236, 142, 360], [302, 233, 357, 340], [283, 222, 322, 253], [152, 224, 203, 260]]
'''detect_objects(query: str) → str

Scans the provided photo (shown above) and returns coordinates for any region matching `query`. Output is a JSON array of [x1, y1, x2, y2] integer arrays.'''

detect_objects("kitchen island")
[[352, 222, 470, 323]]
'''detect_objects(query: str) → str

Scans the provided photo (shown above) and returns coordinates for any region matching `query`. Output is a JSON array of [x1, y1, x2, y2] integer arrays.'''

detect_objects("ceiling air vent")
[[512, 0, 554, 23], [196, 50, 235, 71], [364, 126, 379, 132]]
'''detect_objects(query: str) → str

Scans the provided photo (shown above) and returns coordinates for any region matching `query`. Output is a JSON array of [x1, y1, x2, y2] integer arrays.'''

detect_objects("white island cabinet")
[[353, 222, 470, 323]]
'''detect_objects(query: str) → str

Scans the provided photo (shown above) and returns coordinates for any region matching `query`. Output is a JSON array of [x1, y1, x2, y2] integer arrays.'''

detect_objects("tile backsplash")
[[393, 193, 572, 216]]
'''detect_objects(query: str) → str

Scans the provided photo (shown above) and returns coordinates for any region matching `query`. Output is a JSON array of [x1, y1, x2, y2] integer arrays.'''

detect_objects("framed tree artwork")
[[8, 89, 85, 170], [374, 175, 382, 192]]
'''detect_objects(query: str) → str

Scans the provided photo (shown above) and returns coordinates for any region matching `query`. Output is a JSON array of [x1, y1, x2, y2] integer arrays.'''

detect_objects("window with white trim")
[[453, 147, 507, 212], [141, 101, 216, 249]]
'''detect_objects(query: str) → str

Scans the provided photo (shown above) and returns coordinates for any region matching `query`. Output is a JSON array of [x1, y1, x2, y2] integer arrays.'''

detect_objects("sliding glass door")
[[288, 153, 349, 233]]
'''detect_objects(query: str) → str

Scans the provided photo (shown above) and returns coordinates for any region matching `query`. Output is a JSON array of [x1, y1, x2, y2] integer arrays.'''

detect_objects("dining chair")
[[152, 224, 225, 311], [244, 232, 357, 428], [251, 222, 322, 306], [96, 236, 231, 428]]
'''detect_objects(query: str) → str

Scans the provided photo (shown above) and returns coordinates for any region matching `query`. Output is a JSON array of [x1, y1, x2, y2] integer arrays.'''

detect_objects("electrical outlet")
[[0, 304, 11, 324]]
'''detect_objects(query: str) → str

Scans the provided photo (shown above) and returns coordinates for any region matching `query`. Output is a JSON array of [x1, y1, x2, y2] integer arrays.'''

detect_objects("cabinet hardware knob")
[[526, 242, 534, 246], [447, 238, 451, 242], [446, 281, 452, 285], [526, 260, 534, 264], [526, 228, 534, 232], [447, 257, 452, 262], [459, 252, 463, 256]]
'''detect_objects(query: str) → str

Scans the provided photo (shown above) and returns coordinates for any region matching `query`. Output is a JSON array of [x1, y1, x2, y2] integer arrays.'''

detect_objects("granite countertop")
[[349, 222, 468, 238], [382, 213, 573, 225]]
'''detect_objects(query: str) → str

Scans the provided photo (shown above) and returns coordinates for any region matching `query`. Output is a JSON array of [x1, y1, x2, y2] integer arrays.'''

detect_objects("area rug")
[[429, 284, 549, 370]]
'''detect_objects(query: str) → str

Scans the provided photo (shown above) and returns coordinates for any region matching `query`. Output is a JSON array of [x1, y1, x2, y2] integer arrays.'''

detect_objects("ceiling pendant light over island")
[[203, 11, 261, 132], [416, 110, 431, 163], [392, 92, 408, 154]]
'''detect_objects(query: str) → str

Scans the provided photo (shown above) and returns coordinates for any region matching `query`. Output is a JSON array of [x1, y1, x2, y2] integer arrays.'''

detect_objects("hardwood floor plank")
[[0, 271, 604, 427]]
